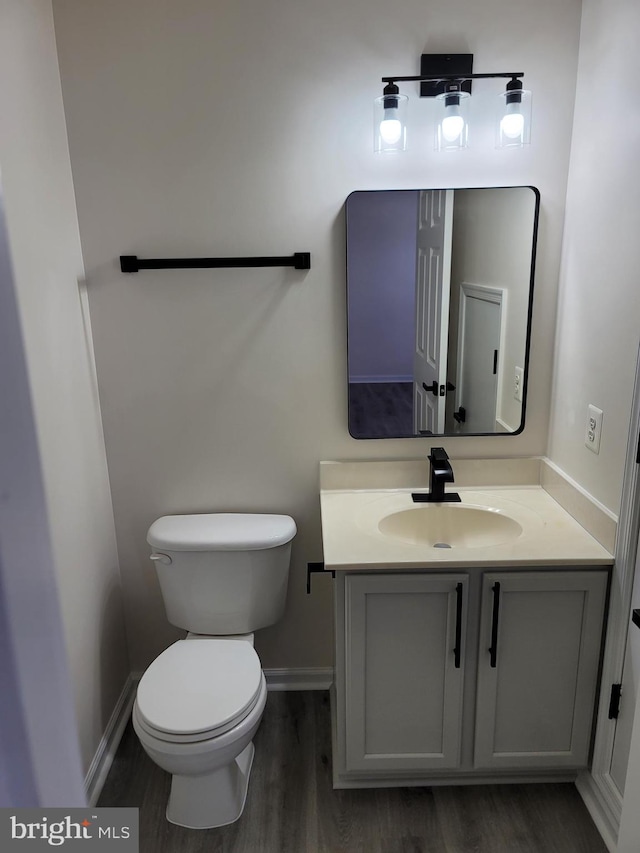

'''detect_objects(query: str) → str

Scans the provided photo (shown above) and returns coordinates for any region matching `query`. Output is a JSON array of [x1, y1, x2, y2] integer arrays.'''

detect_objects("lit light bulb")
[[380, 113, 402, 145], [500, 107, 524, 139], [435, 91, 469, 151], [374, 88, 407, 153], [441, 114, 465, 142]]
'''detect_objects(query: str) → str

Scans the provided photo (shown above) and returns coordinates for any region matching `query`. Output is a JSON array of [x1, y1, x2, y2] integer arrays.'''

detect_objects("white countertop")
[[320, 485, 614, 571]]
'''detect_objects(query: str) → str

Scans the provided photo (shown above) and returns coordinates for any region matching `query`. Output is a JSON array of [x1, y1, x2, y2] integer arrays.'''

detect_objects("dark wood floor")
[[99, 691, 607, 853], [348, 382, 414, 438]]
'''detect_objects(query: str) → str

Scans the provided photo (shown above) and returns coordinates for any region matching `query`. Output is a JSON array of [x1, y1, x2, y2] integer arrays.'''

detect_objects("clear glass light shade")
[[496, 89, 532, 148], [435, 91, 470, 151], [374, 94, 408, 153]]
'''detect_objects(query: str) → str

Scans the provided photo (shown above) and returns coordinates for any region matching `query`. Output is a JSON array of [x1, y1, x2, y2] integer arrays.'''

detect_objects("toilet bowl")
[[135, 512, 296, 829], [133, 637, 268, 828]]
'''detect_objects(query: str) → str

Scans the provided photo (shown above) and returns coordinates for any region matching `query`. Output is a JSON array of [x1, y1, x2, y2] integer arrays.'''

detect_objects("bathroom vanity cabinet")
[[333, 566, 609, 788]]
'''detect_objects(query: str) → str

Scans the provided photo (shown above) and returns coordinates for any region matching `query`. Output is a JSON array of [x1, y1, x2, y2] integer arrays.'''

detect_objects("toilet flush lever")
[[150, 553, 172, 565]]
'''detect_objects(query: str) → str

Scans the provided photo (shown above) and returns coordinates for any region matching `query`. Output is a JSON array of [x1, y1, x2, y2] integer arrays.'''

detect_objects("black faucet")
[[412, 447, 461, 503]]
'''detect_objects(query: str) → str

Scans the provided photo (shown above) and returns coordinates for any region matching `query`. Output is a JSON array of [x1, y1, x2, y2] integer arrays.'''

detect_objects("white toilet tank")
[[147, 513, 296, 635]]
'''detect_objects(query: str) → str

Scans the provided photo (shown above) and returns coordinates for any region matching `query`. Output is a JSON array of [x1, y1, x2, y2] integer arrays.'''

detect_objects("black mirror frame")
[[345, 185, 540, 440]]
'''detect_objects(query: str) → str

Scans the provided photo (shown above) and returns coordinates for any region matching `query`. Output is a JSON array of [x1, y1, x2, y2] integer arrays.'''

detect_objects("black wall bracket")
[[420, 53, 474, 97], [307, 561, 334, 594], [120, 252, 311, 274]]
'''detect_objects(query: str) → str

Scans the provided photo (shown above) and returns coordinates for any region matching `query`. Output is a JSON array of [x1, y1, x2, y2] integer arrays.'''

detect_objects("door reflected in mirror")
[[346, 187, 539, 438]]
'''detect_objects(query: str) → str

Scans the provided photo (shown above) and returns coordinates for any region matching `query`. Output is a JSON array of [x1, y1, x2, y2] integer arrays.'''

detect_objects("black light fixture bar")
[[120, 252, 311, 273], [381, 72, 524, 84]]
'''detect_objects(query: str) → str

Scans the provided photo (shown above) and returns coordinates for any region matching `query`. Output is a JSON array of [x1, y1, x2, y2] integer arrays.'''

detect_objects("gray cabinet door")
[[474, 570, 608, 770], [345, 573, 467, 772]]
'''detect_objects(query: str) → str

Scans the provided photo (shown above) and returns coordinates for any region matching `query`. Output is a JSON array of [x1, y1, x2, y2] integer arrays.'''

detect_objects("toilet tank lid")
[[147, 513, 297, 551]]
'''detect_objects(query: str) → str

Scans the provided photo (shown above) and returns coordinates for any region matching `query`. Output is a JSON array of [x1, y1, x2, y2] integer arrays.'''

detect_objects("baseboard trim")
[[264, 667, 334, 691], [495, 417, 517, 434], [576, 771, 620, 853], [84, 675, 137, 807], [349, 376, 412, 384], [334, 772, 577, 789]]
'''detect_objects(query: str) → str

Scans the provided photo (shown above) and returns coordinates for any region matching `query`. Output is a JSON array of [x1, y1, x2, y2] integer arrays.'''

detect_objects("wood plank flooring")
[[348, 382, 414, 438], [99, 691, 608, 853]]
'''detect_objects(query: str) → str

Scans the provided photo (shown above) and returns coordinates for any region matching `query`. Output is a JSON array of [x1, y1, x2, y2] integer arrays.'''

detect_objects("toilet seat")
[[136, 639, 263, 743]]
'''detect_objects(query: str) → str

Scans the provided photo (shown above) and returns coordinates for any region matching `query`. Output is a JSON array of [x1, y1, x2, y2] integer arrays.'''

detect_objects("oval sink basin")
[[378, 505, 523, 549]]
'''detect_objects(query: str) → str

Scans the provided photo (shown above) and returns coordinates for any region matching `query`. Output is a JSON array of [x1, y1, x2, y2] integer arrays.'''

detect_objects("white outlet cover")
[[585, 404, 603, 454], [514, 366, 524, 403]]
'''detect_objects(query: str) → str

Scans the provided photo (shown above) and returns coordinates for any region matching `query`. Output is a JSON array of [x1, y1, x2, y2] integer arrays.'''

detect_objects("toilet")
[[132, 512, 296, 829]]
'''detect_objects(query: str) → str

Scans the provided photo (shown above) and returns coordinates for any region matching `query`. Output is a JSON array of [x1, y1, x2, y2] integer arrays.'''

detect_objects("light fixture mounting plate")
[[420, 53, 474, 97]]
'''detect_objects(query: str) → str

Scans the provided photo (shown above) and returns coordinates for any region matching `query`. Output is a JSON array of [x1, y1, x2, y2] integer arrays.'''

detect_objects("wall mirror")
[[346, 186, 539, 438]]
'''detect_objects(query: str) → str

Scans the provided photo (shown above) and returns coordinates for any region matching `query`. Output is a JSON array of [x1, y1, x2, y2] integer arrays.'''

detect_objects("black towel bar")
[[120, 252, 311, 273]]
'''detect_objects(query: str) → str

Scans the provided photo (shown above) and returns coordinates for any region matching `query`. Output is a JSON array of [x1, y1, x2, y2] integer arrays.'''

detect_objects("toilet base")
[[166, 741, 255, 829]]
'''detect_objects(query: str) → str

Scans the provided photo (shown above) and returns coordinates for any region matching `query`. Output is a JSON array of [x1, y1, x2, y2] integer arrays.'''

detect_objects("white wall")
[[547, 3, 640, 844], [346, 190, 417, 383], [547, 0, 640, 515], [0, 186, 86, 807], [52, 0, 582, 671], [0, 0, 129, 774]]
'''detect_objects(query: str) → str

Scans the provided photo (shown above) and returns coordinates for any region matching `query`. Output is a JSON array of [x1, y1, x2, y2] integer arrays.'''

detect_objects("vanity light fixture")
[[374, 53, 531, 153]]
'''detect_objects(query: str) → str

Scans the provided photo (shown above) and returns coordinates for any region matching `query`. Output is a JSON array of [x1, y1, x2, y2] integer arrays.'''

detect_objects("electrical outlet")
[[514, 366, 524, 403], [585, 404, 603, 454]]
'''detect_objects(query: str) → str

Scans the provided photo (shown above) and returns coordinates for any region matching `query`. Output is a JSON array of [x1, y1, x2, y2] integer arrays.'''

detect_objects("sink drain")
[[433, 542, 452, 549]]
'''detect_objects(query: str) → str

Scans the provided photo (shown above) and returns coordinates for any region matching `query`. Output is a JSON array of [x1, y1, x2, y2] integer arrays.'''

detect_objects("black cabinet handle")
[[454, 582, 463, 669], [422, 381, 438, 397], [489, 582, 501, 668]]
